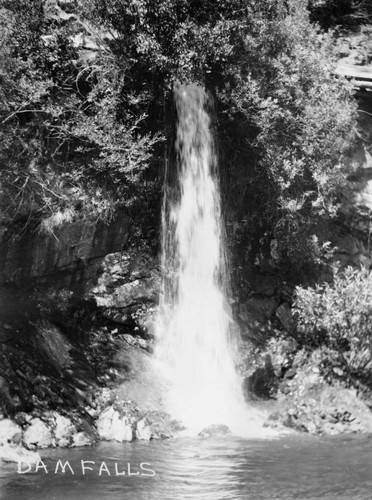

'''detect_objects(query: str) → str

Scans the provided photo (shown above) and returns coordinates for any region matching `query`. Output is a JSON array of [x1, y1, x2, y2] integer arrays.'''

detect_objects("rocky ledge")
[[242, 338, 372, 436], [0, 386, 183, 463]]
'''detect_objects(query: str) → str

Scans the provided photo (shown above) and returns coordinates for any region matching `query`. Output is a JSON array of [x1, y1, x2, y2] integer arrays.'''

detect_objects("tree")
[[212, 0, 358, 275], [0, 0, 358, 271], [0, 0, 162, 234]]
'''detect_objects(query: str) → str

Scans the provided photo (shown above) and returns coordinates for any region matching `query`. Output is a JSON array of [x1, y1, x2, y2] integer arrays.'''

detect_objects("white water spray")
[[155, 84, 263, 435]]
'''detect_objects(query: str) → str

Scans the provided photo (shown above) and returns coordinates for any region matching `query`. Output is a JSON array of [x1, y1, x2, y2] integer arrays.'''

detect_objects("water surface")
[[1, 434, 372, 499]]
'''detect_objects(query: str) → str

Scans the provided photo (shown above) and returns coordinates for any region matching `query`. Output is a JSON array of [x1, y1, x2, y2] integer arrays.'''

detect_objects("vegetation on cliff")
[[0, 0, 358, 272], [0, 0, 161, 235], [294, 266, 372, 384]]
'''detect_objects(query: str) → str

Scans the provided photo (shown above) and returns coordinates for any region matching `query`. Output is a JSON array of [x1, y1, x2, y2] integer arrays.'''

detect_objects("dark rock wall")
[[337, 95, 372, 268], [0, 211, 130, 293]]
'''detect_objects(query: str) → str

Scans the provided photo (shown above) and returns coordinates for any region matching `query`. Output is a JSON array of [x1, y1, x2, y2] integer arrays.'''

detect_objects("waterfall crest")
[[155, 83, 251, 434]]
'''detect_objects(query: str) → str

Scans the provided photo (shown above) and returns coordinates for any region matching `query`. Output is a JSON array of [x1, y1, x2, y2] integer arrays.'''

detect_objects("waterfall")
[[155, 83, 252, 435]]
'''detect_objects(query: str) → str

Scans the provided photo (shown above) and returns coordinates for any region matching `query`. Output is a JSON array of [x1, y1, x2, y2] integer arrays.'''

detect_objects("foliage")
[[293, 266, 372, 378], [214, 0, 358, 274], [0, 0, 162, 231], [79, 0, 358, 271], [0, 0, 359, 268]]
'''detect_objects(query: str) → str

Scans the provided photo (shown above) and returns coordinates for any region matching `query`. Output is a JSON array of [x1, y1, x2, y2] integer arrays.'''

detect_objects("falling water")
[[155, 83, 260, 435]]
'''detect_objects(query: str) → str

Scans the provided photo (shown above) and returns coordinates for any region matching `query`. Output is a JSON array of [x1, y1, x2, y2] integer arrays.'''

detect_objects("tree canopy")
[[0, 0, 358, 272]]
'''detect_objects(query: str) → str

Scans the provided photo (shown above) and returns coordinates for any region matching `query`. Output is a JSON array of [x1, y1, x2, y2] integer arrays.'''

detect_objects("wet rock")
[[23, 418, 53, 449], [92, 388, 116, 414], [238, 297, 278, 333], [140, 411, 185, 439], [96, 406, 133, 442], [122, 334, 149, 350], [94, 278, 159, 309], [284, 368, 296, 380], [244, 355, 277, 400], [91, 251, 160, 334], [53, 413, 76, 447], [199, 424, 231, 438], [271, 350, 372, 436], [136, 418, 152, 440], [71, 431, 92, 447], [33, 321, 73, 371], [92, 252, 160, 303], [13, 413, 32, 426], [275, 303, 294, 332], [0, 444, 40, 464], [0, 419, 22, 445], [0, 376, 21, 416]]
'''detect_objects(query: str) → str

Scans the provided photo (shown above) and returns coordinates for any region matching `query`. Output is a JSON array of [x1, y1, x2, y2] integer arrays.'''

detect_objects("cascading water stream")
[[155, 83, 264, 435]]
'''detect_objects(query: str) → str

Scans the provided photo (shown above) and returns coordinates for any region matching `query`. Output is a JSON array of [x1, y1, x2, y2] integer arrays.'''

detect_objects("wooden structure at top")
[[336, 64, 372, 98]]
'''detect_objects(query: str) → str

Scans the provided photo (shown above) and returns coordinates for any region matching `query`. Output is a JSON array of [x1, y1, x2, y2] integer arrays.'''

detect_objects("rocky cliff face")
[[91, 251, 160, 335], [0, 211, 132, 325], [337, 95, 372, 268], [0, 212, 130, 288]]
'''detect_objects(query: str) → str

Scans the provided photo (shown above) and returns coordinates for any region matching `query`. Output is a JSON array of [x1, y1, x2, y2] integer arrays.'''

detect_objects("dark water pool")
[[1, 434, 372, 499]]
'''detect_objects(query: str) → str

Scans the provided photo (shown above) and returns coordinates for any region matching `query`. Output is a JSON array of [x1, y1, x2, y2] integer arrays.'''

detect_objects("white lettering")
[[81, 460, 95, 474], [128, 463, 139, 476], [98, 461, 111, 476], [140, 462, 156, 477], [17, 461, 31, 474], [114, 463, 126, 476], [35, 459, 48, 474], [54, 460, 75, 474]]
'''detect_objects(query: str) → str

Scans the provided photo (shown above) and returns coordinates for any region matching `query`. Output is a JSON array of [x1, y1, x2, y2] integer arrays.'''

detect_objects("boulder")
[[135, 418, 152, 440], [94, 277, 159, 309], [96, 406, 133, 442], [0, 419, 22, 445], [275, 303, 294, 332], [269, 352, 372, 435], [0, 444, 40, 464], [32, 321, 73, 371], [239, 297, 278, 330], [23, 418, 53, 449], [199, 424, 231, 438], [91, 251, 160, 332], [53, 413, 76, 447], [71, 431, 92, 448], [244, 355, 277, 400]]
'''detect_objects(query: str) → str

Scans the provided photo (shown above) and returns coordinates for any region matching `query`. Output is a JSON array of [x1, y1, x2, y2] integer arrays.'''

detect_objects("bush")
[[293, 266, 372, 378], [0, 0, 163, 231], [216, 0, 357, 274]]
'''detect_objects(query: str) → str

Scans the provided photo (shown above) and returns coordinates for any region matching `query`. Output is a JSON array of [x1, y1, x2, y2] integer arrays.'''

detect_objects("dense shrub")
[[215, 0, 357, 274], [0, 0, 162, 232], [293, 266, 372, 378]]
